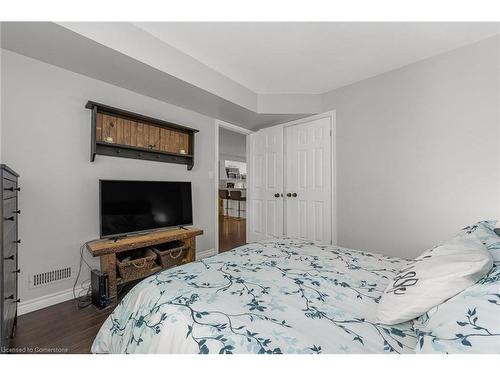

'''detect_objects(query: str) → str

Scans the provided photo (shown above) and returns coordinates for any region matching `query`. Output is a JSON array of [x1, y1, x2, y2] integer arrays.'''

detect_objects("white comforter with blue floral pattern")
[[92, 239, 417, 354]]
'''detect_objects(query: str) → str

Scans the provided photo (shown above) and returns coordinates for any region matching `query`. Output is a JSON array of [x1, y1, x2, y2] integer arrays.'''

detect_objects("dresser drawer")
[[3, 254, 18, 297], [3, 254, 18, 339], [2, 178, 18, 200], [2, 291, 17, 343], [2, 250, 17, 268], [3, 237, 18, 258], [2, 165, 19, 181], [2, 197, 18, 238]]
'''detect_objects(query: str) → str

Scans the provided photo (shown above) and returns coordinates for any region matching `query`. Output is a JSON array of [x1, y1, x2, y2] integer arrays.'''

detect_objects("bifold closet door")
[[248, 125, 284, 242], [285, 117, 332, 244]]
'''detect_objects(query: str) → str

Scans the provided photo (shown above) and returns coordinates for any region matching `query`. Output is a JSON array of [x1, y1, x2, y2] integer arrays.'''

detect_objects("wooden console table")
[[86, 227, 203, 299]]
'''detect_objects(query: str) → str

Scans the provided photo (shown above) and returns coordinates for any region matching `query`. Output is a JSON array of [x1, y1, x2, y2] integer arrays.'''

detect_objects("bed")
[[92, 238, 418, 354]]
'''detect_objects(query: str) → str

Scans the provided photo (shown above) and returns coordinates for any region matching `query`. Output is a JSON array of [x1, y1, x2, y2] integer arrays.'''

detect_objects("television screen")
[[100, 180, 193, 238]]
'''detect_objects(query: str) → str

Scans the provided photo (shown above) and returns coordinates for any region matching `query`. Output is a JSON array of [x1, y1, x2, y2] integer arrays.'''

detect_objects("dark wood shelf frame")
[[85, 101, 199, 170]]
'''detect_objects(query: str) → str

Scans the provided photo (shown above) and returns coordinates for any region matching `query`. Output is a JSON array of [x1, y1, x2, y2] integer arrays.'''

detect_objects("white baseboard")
[[19, 250, 217, 315], [18, 287, 79, 316], [196, 248, 217, 260], [19, 249, 218, 315]]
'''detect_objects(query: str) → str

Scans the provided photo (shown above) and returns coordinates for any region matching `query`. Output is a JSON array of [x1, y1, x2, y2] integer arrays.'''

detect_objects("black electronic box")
[[91, 269, 111, 309]]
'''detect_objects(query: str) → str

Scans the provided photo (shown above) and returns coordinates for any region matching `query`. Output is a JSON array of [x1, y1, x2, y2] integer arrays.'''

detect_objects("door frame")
[[279, 111, 337, 245], [214, 119, 253, 254]]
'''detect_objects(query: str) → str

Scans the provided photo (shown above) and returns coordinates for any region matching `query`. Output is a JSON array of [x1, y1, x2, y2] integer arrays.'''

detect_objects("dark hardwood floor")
[[10, 299, 114, 354], [219, 215, 246, 252]]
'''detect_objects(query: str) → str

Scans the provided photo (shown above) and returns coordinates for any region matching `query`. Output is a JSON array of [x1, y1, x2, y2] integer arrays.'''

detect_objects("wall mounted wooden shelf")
[[85, 101, 199, 170]]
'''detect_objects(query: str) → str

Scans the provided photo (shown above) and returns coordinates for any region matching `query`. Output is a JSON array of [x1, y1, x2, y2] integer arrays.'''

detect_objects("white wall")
[[323, 36, 500, 258], [219, 127, 247, 160], [2, 33, 499, 309], [1, 50, 216, 304]]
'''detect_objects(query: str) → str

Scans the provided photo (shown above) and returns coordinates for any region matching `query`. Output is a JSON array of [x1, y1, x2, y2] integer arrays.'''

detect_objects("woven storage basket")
[[152, 241, 189, 268], [116, 248, 157, 281]]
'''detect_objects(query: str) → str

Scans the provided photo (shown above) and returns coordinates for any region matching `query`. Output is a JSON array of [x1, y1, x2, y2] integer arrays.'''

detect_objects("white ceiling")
[[135, 22, 500, 94], [1, 22, 307, 130], [3, 22, 499, 129]]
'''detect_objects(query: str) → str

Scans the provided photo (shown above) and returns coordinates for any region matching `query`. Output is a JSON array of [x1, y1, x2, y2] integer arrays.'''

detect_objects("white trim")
[[497, 50, 500, 221], [216, 119, 253, 135], [196, 248, 217, 260], [214, 122, 220, 254], [278, 110, 336, 129], [214, 120, 252, 254], [331, 112, 337, 245], [18, 287, 82, 316], [246, 134, 252, 242], [19, 247, 217, 316]]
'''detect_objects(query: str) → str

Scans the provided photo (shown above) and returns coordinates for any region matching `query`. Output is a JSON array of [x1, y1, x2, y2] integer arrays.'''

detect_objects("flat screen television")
[[99, 180, 193, 238]]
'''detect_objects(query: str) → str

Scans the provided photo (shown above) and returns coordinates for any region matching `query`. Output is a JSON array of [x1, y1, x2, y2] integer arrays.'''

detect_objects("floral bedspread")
[[92, 239, 417, 354]]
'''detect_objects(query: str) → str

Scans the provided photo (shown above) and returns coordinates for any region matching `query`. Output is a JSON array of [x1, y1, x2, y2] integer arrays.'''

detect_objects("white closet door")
[[248, 125, 284, 242], [285, 117, 332, 244]]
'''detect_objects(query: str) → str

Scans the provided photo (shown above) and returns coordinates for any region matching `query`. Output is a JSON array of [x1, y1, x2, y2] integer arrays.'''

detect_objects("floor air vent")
[[31, 267, 72, 288]]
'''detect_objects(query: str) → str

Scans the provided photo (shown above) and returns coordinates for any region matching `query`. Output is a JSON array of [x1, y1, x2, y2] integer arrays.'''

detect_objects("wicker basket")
[[152, 241, 189, 268], [116, 248, 157, 281]]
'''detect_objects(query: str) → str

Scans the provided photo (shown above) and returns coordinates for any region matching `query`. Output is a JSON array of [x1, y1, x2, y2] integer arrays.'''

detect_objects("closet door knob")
[[14, 298, 20, 304], [274, 193, 280, 198], [286, 193, 292, 197], [13, 239, 21, 244], [4, 216, 15, 221], [5, 294, 14, 300], [292, 193, 298, 197], [13, 269, 21, 274], [14, 210, 21, 214], [4, 255, 14, 261]]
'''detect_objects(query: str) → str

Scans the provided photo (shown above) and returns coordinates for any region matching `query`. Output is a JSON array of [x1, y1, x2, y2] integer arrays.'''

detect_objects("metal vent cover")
[[30, 267, 72, 288]]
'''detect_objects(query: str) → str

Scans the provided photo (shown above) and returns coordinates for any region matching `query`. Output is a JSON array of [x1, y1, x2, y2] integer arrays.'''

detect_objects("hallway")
[[219, 215, 246, 252]]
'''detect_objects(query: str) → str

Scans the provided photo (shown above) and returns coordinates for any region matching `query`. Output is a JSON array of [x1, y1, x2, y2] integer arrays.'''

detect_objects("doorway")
[[215, 121, 252, 253]]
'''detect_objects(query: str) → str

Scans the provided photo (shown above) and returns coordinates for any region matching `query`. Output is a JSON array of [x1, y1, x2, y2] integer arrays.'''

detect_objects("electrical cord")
[[73, 241, 93, 309]]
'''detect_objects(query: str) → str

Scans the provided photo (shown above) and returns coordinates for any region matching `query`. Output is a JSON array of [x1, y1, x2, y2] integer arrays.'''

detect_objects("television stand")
[[86, 227, 203, 300]]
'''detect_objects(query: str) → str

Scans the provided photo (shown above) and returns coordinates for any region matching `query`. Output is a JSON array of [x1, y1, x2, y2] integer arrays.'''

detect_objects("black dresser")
[[0, 165, 20, 350]]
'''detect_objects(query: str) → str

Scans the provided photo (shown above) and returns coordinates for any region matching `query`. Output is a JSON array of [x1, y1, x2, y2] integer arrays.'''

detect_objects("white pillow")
[[454, 220, 500, 262], [377, 237, 493, 325]]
